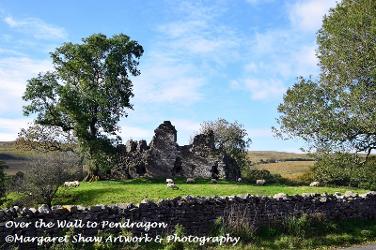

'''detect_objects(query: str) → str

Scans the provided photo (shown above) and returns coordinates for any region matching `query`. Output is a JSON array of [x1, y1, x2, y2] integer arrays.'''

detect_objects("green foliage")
[[198, 118, 252, 169], [242, 169, 284, 184], [16, 122, 77, 153], [283, 213, 328, 238], [0, 160, 7, 199], [312, 153, 376, 190], [275, 0, 376, 158], [255, 216, 376, 250], [22, 33, 144, 177], [222, 205, 256, 242], [164, 224, 186, 250], [22, 152, 82, 206], [5, 171, 25, 193]]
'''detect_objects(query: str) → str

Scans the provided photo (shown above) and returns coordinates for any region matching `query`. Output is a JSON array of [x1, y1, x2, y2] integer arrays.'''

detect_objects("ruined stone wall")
[[1, 191, 376, 247], [111, 121, 240, 180]]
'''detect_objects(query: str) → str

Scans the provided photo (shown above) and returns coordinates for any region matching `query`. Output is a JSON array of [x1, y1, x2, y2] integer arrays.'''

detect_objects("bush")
[[213, 204, 256, 243], [283, 213, 327, 238], [6, 171, 25, 193], [22, 152, 83, 207], [312, 153, 376, 190], [242, 169, 284, 184], [0, 161, 7, 199]]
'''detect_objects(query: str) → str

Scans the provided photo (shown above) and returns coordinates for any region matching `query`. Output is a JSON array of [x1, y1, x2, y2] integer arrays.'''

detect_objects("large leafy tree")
[[23, 34, 144, 179], [275, 0, 376, 161]]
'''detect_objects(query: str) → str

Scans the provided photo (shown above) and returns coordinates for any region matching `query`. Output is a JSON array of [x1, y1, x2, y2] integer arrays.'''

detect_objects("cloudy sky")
[[0, 0, 338, 151]]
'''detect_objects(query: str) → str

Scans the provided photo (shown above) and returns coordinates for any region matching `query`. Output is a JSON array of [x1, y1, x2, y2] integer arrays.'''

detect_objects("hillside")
[[248, 151, 314, 180]]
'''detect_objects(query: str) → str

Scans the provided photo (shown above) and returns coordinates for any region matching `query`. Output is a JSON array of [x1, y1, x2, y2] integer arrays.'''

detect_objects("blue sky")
[[0, 0, 338, 152]]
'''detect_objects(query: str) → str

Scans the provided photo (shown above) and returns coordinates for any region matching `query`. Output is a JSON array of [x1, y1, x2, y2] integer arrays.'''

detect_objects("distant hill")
[[248, 151, 313, 163], [0, 141, 33, 175], [248, 151, 315, 180]]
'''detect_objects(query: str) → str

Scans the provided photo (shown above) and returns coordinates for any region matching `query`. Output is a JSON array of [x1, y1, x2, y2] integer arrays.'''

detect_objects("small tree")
[[24, 152, 81, 206], [16, 122, 77, 153], [198, 118, 251, 168], [22, 33, 144, 180]]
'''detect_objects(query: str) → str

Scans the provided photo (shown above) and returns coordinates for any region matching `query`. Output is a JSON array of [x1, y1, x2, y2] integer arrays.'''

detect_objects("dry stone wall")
[[1, 191, 376, 248]]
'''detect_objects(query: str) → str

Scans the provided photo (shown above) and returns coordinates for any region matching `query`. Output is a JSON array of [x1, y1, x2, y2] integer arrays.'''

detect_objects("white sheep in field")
[[166, 178, 174, 184], [64, 181, 80, 188], [256, 179, 266, 185], [310, 181, 320, 187], [186, 178, 195, 183], [237, 178, 242, 182], [167, 182, 179, 189]]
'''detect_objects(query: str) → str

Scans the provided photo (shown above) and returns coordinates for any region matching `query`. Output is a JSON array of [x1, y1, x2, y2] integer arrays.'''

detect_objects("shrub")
[[275, 213, 328, 240], [164, 224, 185, 250], [220, 204, 256, 243], [22, 152, 82, 206], [0, 161, 7, 199], [6, 171, 25, 193], [312, 152, 376, 190], [242, 169, 284, 184]]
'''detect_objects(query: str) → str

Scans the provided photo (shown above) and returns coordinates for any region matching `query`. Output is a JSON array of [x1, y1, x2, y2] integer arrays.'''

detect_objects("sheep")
[[211, 179, 218, 184], [167, 183, 179, 189], [310, 181, 320, 187], [186, 178, 195, 183], [166, 178, 174, 184], [256, 179, 266, 185], [64, 181, 80, 188], [237, 178, 242, 182]]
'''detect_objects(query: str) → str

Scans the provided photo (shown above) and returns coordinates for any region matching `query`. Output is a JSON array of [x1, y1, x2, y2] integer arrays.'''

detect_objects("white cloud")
[[135, 1, 241, 105], [245, 0, 275, 5], [119, 125, 152, 141], [134, 53, 204, 104], [171, 119, 201, 145], [243, 78, 286, 101], [0, 56, 52, 113], [0, 118, 31, 141], [292, 45, 318, 75], [157, 1, 241, 66], [247, 128, 273, 138], [4, 16, 67, 40], [172, 119, 200, 134], [289, 0, 338, 32]]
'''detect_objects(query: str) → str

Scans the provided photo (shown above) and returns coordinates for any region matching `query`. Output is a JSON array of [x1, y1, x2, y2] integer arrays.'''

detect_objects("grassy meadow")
[[50, 179, 366, 206]]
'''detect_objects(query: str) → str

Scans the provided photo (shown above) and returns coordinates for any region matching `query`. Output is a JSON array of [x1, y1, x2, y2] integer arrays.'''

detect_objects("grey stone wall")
[[1, 191, 376, 247]]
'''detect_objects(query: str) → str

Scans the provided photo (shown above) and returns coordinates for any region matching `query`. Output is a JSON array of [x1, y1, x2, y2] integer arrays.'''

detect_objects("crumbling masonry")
[[110, 121, 240, 180]]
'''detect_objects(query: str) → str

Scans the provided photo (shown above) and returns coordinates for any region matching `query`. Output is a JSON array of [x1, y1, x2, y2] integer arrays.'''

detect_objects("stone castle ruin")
[[111, 121, 240, 180]]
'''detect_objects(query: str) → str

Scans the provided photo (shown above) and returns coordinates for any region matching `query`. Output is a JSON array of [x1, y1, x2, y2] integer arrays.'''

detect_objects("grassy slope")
[[52, 179, 367, 206]]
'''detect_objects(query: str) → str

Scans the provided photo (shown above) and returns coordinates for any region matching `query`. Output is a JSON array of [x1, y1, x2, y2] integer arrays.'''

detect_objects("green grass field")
[[51, 178, 367, 206]]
